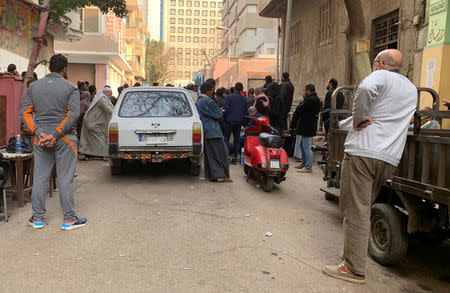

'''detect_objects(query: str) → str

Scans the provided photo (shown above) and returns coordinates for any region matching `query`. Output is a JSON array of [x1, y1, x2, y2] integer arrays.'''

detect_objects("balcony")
[[259, 0, 285, 18], [125, 26, 141, 43], [47, 11, 83, 42]]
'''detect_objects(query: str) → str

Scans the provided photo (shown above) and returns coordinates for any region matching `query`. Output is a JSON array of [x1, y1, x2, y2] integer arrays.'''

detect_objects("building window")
[[186, 36, 191, 42], [246, 28, 257, 37], [178, 27, 184, 33], [186, 19, 192, 25], [193, 60, 199, 66], [210, 11, 216, 17], [247, 5, 257, 13], [202, 10, 208, 16], [194, 10, 200, 16], [202, 19, 207, 25], [371, 10, 399, 61], [170, 9, 176, 15], [170, 0, 176, 6], [170, 36, 176, 42], [186, 27, 192, 33], [186, 10, 192, 16], [210, 2, 216, 8], [178, 36, 183, 42], [194, 36, 199, 43], [178, 48, 183, 54], [170, 18, 176, 24], [185, 71, 191, 77], [290, 21, 300, 56], [209, 28, 215, 34], [210, 20, 215, 25], [202, 1, 208, 8], [193, 49, 199, 55], [201, 37, 207, 43], [170, 26, 176, 33], [187, 1, 192, 7], [219, 2, 222, 8], [83, 8, 100, 33], [178, 18, 184, 24], [179, 9, 184, 15], [178, 0, 184, 6], [209, 49, 214, 55], [194, 19, 199, 25], [209, 37, 215, 43], [319, 0, 332, 46], [194, 28, 199, 34], [178, 71, 183, 78], [194, 1, 200, 7], [177, 59, 183, 65], [186, 59, 191, 66], [201, 28, 207, 34]]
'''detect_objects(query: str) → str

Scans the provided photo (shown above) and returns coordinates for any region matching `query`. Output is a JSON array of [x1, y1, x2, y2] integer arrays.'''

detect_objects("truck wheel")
[[369, 203, 408, 265], [189, 164, 201, 176], [110, 159, 123, 176], [262, 175, 274, 192]]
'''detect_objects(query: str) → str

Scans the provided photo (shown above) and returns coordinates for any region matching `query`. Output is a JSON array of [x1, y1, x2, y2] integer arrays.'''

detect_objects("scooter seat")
[[259, 133, 285, 148]]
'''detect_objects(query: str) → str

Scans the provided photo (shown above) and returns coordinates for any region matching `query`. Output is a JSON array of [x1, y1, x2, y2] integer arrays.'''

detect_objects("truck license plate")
[[270, 160, 280, 169], [146, 136, 167, 144]]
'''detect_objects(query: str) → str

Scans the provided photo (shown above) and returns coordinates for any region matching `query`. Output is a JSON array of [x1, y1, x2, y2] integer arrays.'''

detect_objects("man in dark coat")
[[322, 78, 346, 138], [290, 84, 322, 173], [262, 83, 285, 132], [280, 72, 295, 130], [223, 82, 248, 164]]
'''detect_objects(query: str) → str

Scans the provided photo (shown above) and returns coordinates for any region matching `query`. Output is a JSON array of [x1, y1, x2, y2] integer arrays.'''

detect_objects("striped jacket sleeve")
[[21, 86, 43, 137], [53, 86, 80, 139]]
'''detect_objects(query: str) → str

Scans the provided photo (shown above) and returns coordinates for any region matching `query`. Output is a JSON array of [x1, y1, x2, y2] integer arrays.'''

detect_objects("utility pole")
[[283, 0, 293, 73]]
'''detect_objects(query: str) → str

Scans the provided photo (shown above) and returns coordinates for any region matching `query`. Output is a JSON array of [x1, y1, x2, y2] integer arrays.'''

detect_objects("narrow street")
[[0, 158, 448, 293]]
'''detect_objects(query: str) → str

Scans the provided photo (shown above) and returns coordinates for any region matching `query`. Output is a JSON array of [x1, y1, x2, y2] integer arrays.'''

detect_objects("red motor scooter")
[[243, 116, 289, 192]]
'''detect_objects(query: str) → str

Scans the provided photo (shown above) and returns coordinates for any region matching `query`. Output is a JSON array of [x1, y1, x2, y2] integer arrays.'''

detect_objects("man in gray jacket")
[[323, 49, 417, 283], [21, 54, 87, 231]]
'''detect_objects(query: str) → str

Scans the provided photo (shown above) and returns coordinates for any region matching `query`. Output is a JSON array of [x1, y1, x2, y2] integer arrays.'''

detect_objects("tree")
[[145, 40, 170, 85], [22, 0, 128, 97]]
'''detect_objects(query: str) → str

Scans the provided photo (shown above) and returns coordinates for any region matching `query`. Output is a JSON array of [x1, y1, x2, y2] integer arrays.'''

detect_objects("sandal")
[[217, 177, 233, 183]]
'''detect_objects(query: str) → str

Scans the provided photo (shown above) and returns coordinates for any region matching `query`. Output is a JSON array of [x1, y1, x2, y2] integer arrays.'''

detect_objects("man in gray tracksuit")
[[21, 54, 87, 230]]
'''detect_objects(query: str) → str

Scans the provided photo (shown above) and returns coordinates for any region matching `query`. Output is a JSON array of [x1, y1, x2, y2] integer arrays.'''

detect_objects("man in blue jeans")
[[223, 82, 248, 165], [290, 84, 322, 173]]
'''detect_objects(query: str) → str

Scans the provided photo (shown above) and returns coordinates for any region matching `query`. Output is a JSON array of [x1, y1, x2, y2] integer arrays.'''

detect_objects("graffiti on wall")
[[0, 0, 39, 38]]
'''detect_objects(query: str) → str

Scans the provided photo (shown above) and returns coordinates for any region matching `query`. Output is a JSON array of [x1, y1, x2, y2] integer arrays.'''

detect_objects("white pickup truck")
[[108, 87, 203, 176]]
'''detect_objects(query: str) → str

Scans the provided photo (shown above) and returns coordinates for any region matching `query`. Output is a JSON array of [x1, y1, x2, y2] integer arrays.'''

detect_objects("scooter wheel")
[[244, 165, 250, 176], [262, 175, 274, 192]]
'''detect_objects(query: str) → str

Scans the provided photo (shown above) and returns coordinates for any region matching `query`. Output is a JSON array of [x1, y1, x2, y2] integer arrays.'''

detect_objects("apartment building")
[[162, 0, 223, 86], [125, 0, 148, 83], [221, 0, 278, 58], [55, 7, 131, 95]]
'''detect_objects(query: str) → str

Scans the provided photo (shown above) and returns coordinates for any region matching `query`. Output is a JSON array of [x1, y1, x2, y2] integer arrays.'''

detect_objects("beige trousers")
[[339, 153, 396, 275]]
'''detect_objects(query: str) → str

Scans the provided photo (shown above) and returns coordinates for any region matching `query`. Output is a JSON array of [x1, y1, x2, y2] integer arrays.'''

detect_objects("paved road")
[[0, 159, 449, 292]]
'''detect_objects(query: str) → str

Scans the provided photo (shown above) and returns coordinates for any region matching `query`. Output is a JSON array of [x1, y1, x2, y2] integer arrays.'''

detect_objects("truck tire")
[[369, 203, 408, 265], [189, 164, 201, 176], [262, 175, 274, 192], [110, 159, 122, 176]]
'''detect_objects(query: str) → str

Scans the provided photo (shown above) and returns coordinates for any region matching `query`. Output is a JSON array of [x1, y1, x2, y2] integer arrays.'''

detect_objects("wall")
[[271, 0, 428, 104], [67, 63, 95, 86]]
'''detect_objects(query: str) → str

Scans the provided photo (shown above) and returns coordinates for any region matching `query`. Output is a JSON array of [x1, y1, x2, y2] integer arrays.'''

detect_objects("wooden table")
[[0, 150, 33, 207]]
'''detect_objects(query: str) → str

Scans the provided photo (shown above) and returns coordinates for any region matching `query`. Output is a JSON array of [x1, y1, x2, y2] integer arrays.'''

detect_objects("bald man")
[[323, 49, 417, 283]]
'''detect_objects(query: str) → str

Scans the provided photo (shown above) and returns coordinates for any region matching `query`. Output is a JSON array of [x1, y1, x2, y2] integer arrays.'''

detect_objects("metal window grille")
[[290, 21, 300, 56], [319, 0, 332, 46], [371, 10, 399, 60]]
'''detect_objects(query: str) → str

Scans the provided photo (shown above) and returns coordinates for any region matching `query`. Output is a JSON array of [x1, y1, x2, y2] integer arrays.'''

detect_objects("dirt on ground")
[[0, 159, 449, 293]]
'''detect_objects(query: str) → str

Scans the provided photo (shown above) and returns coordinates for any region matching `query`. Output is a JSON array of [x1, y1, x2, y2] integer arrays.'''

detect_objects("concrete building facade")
[[55, 7, 131, 96], [221, 0, 278, 58], [259, 0, 430, 104], [162, 0, 223, 86]]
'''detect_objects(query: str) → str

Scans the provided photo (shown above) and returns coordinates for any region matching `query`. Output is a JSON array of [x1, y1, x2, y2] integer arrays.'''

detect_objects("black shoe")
[[230, 158, 237, 165]]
